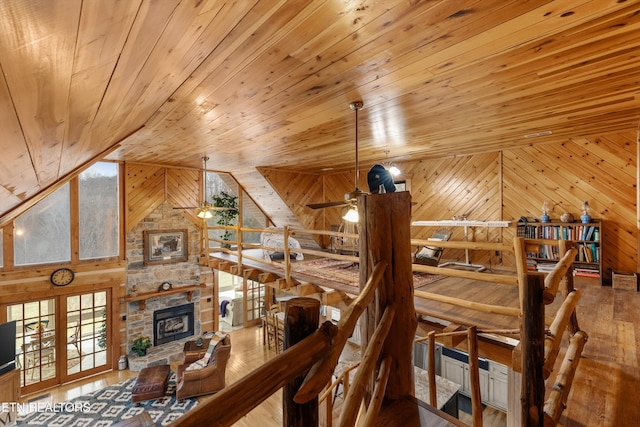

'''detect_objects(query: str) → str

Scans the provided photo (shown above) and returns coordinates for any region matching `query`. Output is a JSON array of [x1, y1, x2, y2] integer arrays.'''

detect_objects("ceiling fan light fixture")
[[388, 164, 401, 176], [343, 206, 359, 222], [197, 156, 213, 219], [197, 207, 213, 219], [382, 150, 401, 176]]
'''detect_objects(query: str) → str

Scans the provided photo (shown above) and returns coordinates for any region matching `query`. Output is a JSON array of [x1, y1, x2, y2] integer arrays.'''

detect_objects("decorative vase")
[[560, 212, 574, 223], [580, 214, 591, 224], [541, 213, 550, 223]]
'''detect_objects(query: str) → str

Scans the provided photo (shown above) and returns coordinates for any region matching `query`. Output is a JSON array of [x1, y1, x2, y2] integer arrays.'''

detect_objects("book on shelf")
[[536, 263, 556, 272], [584, 226, 595, 241], [574, 267, 600, 278]]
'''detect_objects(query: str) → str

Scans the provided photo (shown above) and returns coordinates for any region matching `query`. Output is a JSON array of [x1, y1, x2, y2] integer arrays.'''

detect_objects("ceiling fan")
[[174, 156, 237, 219], [306, 101, 366, 219]]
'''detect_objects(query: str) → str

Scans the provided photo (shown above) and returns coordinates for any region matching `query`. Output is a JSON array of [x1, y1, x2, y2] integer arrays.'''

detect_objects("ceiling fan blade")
[[306, 201, 349, 209], [173, 205, 237, 211], [209, 207, 237, 211]]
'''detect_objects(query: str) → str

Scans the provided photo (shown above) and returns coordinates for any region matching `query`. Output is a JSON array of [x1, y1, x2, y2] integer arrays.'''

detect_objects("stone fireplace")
[[125, 202, 207, 371], [153, 303, 194, 346], [126, 293, 202, 371]]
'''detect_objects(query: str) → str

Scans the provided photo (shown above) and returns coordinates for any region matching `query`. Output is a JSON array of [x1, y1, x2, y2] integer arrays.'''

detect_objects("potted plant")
[[98, 310, 107, 350], [212, 191, 239, 248], [131, 335, 151, 356]]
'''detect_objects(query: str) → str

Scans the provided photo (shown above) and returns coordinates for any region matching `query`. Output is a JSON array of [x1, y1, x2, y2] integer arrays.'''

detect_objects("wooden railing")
[[172, 260, 388, 426], [202, 223, 358, 288], [194, 193, 587, 426]]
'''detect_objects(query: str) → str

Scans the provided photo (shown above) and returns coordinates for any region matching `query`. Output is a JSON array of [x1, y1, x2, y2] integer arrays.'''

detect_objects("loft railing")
[[172, 260, 388, 426], [194, 193, 587, 426]]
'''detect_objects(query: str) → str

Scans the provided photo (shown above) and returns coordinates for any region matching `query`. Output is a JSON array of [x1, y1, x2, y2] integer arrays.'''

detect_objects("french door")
[[244, 277, 266, 326], [4, 289, 111, 394], [8, 298, 58, 393]]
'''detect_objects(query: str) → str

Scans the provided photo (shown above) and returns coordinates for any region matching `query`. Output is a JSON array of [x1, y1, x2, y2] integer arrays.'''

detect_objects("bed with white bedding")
[[260, 228, 304, 261]]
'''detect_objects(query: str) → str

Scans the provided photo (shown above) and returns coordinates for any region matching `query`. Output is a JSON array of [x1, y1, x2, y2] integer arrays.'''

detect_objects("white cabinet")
[[442, 355, 466, 388], [441, 349, 509, 412], [488, 362, 509, 411], [441, 354, 489, 398]]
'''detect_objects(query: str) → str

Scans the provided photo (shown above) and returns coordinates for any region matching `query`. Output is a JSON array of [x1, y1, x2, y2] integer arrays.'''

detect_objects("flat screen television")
[[0, 320, 16, 375]]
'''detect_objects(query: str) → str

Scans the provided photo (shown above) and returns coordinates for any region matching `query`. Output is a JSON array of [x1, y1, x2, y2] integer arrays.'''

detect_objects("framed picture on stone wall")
[[143, 229, 188, 265]]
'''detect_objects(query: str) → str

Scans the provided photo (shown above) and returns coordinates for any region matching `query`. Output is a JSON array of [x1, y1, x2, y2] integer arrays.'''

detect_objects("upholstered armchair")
[[176, 335, 231, 401]]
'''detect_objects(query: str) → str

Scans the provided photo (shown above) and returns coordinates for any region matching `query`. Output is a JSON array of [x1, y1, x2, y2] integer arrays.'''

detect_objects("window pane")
[[79, 162, 119, 259], [205, 172, 238, 247], [242, 191, 266, 244], [14, 185, 70, 265]]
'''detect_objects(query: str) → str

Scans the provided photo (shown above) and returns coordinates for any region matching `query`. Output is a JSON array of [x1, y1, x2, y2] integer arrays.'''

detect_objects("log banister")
[[338, 304, 397, 427], [543, 330, 588, 425], [542, 247, 578, 304], [198, 211, 586, 426], [414, 290, 521, 318], [542, 290, 582, 379], [412, 263, 519, 286], [361, 355, 392, 427], [173, 320, 339, 427], [411, 238, 513, 253], [295, 261, 388, 403]]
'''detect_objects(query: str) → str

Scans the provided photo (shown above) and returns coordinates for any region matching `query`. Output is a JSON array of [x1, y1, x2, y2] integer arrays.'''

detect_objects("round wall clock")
[[159, 282, 172, 291], [50, 268, 75, 286]]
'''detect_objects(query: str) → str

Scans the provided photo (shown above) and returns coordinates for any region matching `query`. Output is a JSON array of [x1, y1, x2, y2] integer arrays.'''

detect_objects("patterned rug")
[[17, 372, 197, 426], [293, 258, 445, 289]]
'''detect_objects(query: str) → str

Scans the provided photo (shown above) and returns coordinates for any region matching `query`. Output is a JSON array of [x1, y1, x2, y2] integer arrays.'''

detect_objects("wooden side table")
[[183, 338, 211, 363]]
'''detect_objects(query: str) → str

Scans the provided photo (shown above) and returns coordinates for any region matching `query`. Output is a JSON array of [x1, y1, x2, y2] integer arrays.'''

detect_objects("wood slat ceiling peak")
[[0, 0, 639, 221]]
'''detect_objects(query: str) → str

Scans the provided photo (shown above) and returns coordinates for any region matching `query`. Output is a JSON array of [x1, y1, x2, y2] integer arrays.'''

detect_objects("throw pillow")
[[186, 332, 228, 371], [417, 237, 443, 259]]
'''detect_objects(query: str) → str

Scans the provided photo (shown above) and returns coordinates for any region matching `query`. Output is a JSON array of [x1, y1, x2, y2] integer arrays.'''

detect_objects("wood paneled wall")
[[125, 163, 202, 231], [502, 131, 638, 281], [265, 132, 638, 280], [259, 168, 346, 248], [125, 164, 167, 231]]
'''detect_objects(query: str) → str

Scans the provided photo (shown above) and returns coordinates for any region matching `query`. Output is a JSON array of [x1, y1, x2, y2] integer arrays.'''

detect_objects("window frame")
[[1, 161, 124, 271]]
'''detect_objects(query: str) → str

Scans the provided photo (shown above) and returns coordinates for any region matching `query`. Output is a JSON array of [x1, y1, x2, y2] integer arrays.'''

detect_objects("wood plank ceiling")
[[0, 0, 638, 221]]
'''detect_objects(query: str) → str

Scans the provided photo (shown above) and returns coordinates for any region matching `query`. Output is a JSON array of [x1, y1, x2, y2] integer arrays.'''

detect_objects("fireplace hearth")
[[153, 303, 194, 346]]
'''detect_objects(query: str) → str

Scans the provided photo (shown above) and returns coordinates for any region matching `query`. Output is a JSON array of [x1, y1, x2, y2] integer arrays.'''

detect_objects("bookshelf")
[[518, 220, 602, 285]]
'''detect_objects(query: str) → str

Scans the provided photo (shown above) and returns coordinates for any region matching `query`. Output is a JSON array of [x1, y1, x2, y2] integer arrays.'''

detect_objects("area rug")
[[17, 372, 197, 426], [293, 258, 446, 289]]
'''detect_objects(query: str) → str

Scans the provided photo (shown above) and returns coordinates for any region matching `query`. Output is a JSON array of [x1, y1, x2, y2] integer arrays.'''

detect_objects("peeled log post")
[[521, 273, 545, 426], [283, 298, 321, 427], [359, 192, 417, 400]]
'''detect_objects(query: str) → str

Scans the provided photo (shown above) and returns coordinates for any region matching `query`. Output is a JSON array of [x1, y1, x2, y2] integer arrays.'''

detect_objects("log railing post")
[[521, 273, 545, 426], [359, 191, 417, 401], [283, 297, 321, 427]]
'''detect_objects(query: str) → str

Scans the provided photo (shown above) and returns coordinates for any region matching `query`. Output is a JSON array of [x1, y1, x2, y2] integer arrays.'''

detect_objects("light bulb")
[[342, 207, 359, 222], [197, 208, 213, 219], [389, 165, 401, 176]]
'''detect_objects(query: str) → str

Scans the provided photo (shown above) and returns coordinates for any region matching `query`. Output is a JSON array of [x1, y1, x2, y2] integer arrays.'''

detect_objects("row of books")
[[540, 224, 599, 241], [519, 224, 599, 241], [527, 260, 601, 277], [575, 243, 599, 263], [573, 267, 601, 278], [526, 244, 561, 261], [526, 243, 599, 263]]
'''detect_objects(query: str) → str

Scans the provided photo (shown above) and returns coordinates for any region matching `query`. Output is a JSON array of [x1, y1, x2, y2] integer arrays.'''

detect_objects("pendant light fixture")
[[342, 102, 363, 223], [196, 156, 214, 219], [383, 150, 401, 176]]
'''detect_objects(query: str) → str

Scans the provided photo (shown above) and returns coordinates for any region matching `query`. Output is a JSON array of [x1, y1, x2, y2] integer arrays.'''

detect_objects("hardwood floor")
[[19, 277, 640, 426]]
